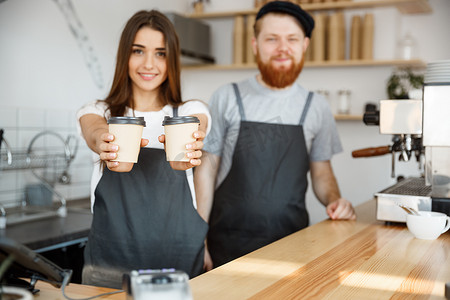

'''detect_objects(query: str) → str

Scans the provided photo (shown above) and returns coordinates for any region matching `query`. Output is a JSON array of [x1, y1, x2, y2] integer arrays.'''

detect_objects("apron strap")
[[173, 106, 179, 117], [233, 83, 313, 125], [232, 83, 247, 121], [299, 92, 313, 125]]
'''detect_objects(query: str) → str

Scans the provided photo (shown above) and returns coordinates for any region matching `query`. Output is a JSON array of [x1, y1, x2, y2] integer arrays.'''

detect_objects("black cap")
[[162, 116, 200, 126], [107, 116, 146, 126], [256, 1, 315, 38]]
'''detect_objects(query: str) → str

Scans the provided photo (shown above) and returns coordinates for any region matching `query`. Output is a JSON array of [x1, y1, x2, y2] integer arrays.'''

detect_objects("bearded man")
[[194, 1, 356, 270]]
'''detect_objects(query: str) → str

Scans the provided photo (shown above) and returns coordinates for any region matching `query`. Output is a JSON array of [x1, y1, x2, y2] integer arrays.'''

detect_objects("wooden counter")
[[33, 199, 450, 299]]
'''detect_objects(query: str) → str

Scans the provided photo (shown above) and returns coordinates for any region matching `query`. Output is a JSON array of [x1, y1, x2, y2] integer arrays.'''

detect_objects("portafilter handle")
[[351, 146, 391, 158]]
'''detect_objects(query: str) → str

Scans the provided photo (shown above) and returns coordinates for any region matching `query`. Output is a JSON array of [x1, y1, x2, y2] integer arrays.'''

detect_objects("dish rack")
[[0, 130, 78, 228]]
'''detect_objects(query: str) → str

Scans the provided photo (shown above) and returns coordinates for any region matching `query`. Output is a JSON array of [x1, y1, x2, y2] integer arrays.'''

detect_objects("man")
[[194, 1, 356, 270]]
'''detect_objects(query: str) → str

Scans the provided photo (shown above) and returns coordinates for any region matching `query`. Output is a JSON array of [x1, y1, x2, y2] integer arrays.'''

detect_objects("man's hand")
[[326, 198, 356, 220], [203, 242, 213, 272]]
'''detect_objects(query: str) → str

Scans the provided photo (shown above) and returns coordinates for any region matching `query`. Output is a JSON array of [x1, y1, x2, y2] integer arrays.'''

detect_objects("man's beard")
[[256, 52, 304, 89]]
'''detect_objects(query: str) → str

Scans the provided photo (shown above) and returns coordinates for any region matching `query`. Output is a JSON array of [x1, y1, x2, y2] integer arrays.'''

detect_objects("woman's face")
[[128, 27, 168, 96]]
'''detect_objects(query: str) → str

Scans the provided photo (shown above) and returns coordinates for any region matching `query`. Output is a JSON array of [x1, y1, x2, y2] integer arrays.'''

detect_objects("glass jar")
[[337, 89, 351, 115], [398, 33, 417, 60]]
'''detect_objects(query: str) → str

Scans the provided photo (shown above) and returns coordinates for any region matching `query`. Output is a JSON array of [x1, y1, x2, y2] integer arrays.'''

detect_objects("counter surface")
[[190, 199, 450, 299], [33, 199, 450, 299], [1, 204, 92, 251]]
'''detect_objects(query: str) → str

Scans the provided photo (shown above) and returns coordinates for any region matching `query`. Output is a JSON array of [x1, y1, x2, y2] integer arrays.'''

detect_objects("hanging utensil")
[[397, 203, 421, 216]]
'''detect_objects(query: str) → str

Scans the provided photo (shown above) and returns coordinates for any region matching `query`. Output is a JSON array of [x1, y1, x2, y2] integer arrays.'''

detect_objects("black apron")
[[83, 108, 208, 289], [208, 83, 313, 267]]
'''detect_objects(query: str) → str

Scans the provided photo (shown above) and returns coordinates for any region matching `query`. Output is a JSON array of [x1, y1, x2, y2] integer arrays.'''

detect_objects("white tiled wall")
[[0, 106, 92, 208]]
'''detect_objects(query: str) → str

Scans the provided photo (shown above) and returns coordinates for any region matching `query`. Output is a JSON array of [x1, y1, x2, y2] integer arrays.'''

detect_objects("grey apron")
[[208, 83, 313, 267], [83, 108, 208, 289]]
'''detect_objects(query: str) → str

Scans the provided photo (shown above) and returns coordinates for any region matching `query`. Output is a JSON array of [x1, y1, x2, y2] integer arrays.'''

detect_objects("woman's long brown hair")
[[104, 10, 182, 117]]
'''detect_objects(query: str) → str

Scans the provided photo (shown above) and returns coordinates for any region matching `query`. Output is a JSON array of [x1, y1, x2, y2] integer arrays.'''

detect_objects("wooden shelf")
[[306, 58, 426, 68], [334, 114, 363, 121], [182, 59, 426, 70], [187, 0, 432, 18]]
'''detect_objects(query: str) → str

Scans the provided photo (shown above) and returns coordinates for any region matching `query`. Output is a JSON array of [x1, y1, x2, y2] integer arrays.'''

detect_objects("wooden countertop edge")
[[33, 200, 378, 299], [36, 199, 450, 299], [189, 199, 381, 299]]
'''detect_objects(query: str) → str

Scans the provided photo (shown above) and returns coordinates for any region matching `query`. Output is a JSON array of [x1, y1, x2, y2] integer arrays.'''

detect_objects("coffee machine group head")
[[353, 99, 424, 179]]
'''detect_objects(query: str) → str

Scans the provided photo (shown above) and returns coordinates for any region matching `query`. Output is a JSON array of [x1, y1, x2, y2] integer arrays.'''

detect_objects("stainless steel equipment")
[[353, 61, 450, 222], [164, 13, 215, 65], [353, 99, 424, 179], [423, 81, 450, 215], [0, 131, 78, 227], [375, 177, 431, 222]]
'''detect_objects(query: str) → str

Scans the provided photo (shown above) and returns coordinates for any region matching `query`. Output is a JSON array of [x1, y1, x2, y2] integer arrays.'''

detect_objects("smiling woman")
[[106, 10, 183, 118], [128, 27, 168, 107], [76, 10, 211, 289]]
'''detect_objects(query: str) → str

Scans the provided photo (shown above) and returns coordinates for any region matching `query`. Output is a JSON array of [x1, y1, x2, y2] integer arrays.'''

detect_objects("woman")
[[77, 10, 210, 289]]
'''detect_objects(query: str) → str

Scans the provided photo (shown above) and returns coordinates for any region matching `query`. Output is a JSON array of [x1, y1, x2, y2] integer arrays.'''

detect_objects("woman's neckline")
[[128, 104, 170, 114]]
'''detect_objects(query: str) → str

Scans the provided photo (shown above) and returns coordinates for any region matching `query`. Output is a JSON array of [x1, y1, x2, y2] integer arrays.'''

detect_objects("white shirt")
[[77, 100, 211, 211]]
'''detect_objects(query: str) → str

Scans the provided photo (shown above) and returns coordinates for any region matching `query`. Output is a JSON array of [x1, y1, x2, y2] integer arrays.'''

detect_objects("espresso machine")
[[353, 60, 450, 222]]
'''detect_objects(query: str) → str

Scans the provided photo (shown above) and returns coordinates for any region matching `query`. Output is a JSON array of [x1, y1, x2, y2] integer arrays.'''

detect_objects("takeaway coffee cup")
[[107, 116, 146, 163], [406, 211, 450, 240], [162, 116, 200, 161]]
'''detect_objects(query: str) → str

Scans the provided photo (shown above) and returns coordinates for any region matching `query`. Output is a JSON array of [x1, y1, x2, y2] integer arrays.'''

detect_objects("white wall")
[[0, 0, 189, 206], [1, 0, 449, 223], [0, 0, 190, 110]]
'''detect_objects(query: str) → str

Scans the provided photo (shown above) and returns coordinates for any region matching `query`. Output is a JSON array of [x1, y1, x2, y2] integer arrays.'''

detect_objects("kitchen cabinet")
[[1, 200, 92, 284], [39, 242, 86, 284]]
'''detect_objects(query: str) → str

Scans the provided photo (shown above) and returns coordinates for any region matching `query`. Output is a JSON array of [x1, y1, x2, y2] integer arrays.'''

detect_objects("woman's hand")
[[100, 132, 149, 172], [158, 130, 205, 171]]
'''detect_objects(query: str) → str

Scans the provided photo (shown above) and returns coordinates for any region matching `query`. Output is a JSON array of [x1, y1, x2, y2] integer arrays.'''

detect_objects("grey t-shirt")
[[204, 76, 343, 188]]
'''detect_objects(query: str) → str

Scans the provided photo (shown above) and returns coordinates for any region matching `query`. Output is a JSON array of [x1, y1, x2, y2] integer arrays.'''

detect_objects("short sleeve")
[[178, 100, 212, 135], [76, 100, 108, 137], [309, 96, 343, 161], [203, 85, 235, 156]]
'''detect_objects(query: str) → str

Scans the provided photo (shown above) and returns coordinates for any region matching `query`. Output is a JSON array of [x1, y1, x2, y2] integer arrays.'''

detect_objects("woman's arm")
[[79, 114, 148, 172]]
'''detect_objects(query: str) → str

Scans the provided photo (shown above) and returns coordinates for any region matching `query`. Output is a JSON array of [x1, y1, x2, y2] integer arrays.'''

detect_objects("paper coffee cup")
[[406, 211, 450, 240], [107, 117, 146, 163], [162, 116, 200, 162]]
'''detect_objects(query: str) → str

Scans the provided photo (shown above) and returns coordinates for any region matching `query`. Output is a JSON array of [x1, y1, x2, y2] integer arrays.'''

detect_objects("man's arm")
[[310, 160, 356, 220], [194, 151, 220, 223], [194, 151, 220, 271]]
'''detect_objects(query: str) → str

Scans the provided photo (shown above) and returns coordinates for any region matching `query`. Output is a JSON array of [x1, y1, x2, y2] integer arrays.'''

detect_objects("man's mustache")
[[270, 55, 293, 61]]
